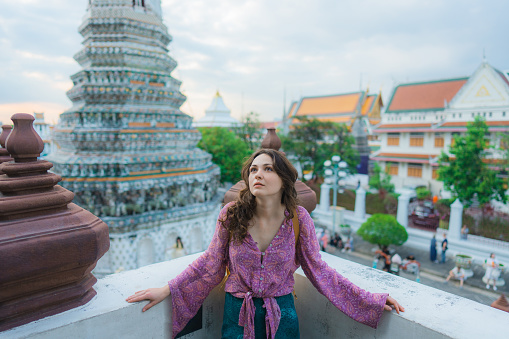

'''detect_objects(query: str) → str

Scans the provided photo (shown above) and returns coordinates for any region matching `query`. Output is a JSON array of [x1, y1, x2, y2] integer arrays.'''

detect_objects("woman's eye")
[[250, 168, 257, 172], [266, 167, 273, 171]]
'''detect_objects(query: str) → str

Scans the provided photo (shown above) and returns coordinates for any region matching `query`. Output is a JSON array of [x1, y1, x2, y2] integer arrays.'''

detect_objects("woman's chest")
[[229, 226, 296, 272]]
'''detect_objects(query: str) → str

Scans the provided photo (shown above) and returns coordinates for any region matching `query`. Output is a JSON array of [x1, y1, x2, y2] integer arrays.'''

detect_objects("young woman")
[[126, 149, 404, 338]]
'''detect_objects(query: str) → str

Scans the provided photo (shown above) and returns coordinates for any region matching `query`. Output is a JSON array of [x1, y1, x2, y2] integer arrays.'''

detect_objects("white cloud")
[[1, 0, 508, 123]]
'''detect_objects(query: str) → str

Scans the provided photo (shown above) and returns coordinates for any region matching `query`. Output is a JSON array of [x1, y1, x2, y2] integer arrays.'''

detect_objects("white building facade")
[[372, 62, 509, 195]]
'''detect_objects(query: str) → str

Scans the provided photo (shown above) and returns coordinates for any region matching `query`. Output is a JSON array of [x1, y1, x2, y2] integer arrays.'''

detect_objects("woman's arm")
[[295, 206, 404, 329]]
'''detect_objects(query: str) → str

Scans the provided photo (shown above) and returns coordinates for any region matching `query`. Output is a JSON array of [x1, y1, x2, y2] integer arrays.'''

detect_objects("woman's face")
[[248, 154, 283, 199]]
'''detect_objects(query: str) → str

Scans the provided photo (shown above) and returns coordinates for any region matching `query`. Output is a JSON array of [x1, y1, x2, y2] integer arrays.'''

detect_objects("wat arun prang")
[[47, 0, 220, 276]]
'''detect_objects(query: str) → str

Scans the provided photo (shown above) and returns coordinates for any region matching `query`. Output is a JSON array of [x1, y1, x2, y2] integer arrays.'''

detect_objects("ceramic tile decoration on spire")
[[47, 0, 220, 276]]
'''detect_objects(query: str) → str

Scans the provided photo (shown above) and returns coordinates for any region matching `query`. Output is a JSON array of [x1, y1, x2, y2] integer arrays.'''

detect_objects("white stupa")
[[193, 91, 240, 127]]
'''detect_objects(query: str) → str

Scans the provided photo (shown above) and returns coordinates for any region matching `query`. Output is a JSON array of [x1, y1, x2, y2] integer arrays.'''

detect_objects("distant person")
[[484, 253, 500, 291], [430, 235, 437, 263], [460, 225, 469, 240], [445, 264, 466, 288], [342, 236, 353, 252], [321, 230, 330, 252], [375, 246, 392, 272], [440, 234, 448, 264], [166, 236, 187, 260], [401, 255, 420, 274], [356, 180, 361, 189], [331, 232, 343, 249]]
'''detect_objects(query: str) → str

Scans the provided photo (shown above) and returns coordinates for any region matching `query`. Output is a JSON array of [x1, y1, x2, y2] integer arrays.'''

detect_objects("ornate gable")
[[449, 62, 509, 109]]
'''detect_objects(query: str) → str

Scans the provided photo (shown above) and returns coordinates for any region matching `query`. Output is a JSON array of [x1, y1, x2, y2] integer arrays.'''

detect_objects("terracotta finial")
[[491, 294, 509, 313], [6, 113, 44, 162], [261, 128, 281, 151], [0, 125, 12, 148]]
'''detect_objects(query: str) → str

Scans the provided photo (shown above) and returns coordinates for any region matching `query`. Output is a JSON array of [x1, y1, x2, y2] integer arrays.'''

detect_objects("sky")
[[1, 0, 509, 125]]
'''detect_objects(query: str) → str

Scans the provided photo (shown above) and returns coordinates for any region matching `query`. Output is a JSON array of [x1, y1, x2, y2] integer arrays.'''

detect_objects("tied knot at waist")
[[237, 291, 281, 339]]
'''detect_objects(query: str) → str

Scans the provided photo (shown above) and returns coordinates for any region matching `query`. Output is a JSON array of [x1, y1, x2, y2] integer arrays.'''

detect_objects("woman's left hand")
[[384, 295, 405, 314]]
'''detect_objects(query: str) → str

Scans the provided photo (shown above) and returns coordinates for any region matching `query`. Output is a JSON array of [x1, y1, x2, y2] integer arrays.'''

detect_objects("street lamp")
[[324, 156, 348, 234]]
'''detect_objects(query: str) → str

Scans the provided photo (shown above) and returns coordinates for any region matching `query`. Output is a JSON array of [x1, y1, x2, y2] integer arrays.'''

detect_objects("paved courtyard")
[[327, 233, 508, 307]]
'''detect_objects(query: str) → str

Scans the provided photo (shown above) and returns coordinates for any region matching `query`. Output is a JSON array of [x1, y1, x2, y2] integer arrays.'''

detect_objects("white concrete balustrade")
[[1, 252, 507, 339]]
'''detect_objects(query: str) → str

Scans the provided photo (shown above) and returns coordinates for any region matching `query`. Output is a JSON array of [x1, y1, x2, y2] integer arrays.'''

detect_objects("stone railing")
[[1, 252, 507, 339]]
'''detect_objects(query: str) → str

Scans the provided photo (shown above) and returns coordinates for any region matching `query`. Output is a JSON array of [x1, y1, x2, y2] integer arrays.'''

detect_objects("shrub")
[[357, 214, 408, 248]]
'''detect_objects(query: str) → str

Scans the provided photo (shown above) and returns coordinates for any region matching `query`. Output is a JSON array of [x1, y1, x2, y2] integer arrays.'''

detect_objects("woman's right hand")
[[126, 285, 171, 312]]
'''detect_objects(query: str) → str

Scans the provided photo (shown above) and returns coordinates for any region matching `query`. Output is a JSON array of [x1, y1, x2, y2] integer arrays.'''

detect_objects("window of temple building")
[[408, 163, 423, 178], [387, 133, 400, 146], [503, 112, 506, 117], [472, 112, 475, 118], [409, 132, 424, 147], [434, 133, 444, 148], [489, 112, 492, 117], [387, 162, 399, 175], [452, 114, 455, 118], [432, 167, 439, 180], [459, 113, 462, 118], [133, 0, 145, 7]]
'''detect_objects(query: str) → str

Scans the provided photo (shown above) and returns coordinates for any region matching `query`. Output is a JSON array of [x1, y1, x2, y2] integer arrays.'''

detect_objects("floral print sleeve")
[[168, 202, 232, 338], [295, 206, 388, 329]]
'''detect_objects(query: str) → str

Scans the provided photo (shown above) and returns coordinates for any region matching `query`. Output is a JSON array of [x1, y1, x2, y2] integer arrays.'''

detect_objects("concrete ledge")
[[2, 252, 508, 339]]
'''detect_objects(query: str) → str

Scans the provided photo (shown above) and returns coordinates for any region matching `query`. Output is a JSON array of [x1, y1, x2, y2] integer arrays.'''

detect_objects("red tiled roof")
[[287, 102, 297, 117], [387, 79, 468, 112], [295, 93, 361, 116], [360, 95, 375, 116]]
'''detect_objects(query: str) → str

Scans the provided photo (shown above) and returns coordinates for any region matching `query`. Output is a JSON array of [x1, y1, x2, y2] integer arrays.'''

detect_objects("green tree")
[[197, 127, 251, 183], [233, 112, 262, 152], [357, 214, 408, 249], [368, 163, 395, 193], [281, 116, 358, 179], [438, 116, 507, 207]]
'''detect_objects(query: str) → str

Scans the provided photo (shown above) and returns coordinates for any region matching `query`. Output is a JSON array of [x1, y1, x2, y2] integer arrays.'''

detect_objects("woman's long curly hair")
[[221, 149, 299, 244]]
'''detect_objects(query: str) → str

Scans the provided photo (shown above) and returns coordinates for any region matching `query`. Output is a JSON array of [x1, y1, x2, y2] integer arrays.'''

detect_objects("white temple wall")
[[94, 204, 221, 277]]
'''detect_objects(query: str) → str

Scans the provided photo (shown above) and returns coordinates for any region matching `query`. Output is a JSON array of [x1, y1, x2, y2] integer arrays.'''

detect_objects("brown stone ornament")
[[0, 124, 13, 174], [0, 113, 110, 331]]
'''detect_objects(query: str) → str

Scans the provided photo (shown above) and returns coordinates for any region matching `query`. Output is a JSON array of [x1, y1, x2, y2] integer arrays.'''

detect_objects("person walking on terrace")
[[127, 149, 404, 339], [440, 233, 448, 264], [445, 264, 466, 288], [484, 253, 500, 291]]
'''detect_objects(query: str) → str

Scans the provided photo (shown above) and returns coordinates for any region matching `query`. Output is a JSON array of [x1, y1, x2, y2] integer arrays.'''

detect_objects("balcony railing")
[[1, 252, 506, 339]]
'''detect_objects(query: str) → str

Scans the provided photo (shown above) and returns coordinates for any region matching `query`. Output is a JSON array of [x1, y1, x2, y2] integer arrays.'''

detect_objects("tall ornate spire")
[[47, 0, 220, 275]]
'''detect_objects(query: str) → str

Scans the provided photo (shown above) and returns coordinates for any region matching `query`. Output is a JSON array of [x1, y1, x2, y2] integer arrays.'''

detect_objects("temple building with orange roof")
[[286, 90, 383, 131], [371, 61, 509, 195]]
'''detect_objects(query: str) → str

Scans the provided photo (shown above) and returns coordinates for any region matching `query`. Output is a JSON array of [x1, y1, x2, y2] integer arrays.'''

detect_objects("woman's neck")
[[254, 197, 285, 220]]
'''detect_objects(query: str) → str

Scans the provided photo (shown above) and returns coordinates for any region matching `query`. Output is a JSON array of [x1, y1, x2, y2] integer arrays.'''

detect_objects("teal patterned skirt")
[[221, 292, 300, 339]]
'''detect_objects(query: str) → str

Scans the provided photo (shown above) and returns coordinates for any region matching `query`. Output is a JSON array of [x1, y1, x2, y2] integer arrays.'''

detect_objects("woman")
[[484, 253, 500, 291], [430, 234, 437, 263], [126, 149, 404, 338]]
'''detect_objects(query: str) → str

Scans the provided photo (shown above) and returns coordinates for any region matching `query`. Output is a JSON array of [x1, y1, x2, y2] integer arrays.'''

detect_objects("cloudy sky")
[[1, 0, 508, 125]]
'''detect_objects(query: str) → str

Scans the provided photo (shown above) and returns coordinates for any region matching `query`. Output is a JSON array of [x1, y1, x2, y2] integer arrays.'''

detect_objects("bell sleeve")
[[168, 202, 232, 338], [295, 206, 388, 329]]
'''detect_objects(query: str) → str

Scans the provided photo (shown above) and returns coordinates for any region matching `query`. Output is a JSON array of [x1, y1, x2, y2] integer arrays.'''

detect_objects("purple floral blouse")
[[169, 203, 388, 339]]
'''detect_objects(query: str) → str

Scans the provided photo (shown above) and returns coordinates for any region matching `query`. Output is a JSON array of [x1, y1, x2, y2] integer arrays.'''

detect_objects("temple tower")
[[47, 0, 220, 275]]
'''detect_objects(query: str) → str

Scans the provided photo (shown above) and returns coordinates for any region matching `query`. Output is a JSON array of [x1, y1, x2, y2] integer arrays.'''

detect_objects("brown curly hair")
[[221, 149, 299, 244]]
